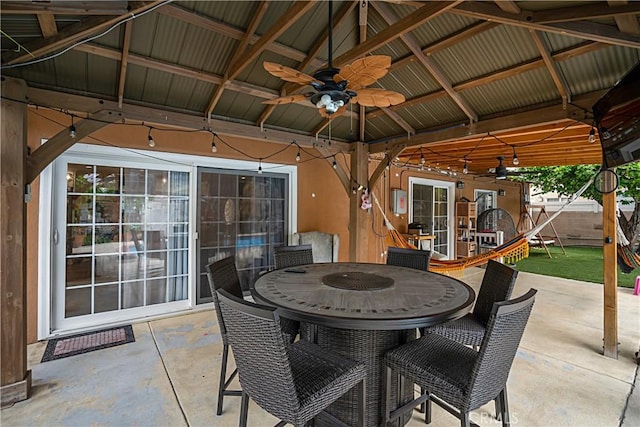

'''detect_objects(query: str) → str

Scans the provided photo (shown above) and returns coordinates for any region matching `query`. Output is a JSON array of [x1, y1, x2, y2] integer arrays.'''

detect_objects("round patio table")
[[252, 262, 475, 427]]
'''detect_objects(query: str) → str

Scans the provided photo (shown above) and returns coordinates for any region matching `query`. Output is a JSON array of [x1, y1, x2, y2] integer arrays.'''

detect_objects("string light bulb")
[[296, 151, 301, 162], [210, 132, 217, 153], [147, 128, 155, 148], [420, 154, 426, 165], [463, 161, 468, 175], [69, 115, 76, 138], [588, 128, 596, 143], [258, 161, 263, 174], [512, 147, 519, 166], [332, 158, 338, 169]]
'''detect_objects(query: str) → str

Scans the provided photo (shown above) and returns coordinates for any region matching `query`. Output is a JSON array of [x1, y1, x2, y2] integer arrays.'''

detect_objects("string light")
[[296, 150, 301, 162], [512, 146, 519, 166], [147, 127, 155, 147], [69, 115, 76, 138], [210, 132, 217, 153], [588, 127, 596, 143], [600, 127, 611, 139], [332, 157, 338, 169], [258, 160, 263, 174], [463, 160, 468, 174]]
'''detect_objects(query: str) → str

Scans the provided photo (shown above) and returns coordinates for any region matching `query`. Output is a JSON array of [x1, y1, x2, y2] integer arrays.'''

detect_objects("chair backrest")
[[216, 289, 300, 418], [472, 259, 518, 324], [274, 245, 313, 269], [293, 231, 339, 263], [205, 256, 244, 338], [386, 246, 431, 270], [467, 288, 537, 410]]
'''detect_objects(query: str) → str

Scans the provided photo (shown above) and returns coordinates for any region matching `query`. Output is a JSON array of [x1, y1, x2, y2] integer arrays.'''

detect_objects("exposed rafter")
[[205, 1, 270, 118], [1, 1, 129, 15], [451, 1, 640, 48], [36, 14, 57, 38], [608, 0, 640, 35], [529, 30, 571, 105], [373, 1, 478, 123], [117, 20, 133, 108]]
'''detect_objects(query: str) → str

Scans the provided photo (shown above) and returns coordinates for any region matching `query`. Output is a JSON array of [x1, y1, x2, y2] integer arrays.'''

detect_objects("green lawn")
[[513, 245, 637, 288]]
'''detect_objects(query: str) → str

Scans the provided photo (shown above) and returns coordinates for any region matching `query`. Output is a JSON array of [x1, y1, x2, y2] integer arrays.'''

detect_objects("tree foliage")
[[515, 163, 640, 249]]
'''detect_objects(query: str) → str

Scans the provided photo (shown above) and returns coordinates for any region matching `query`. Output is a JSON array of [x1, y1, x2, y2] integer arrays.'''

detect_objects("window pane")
[[219, 174, 236, 197], [171, 171, 189, 196], [170, 197, 189, 222], [66, 256, 92, 286], [122, 281, 144, 309], [95, 284, 119, 313], [122, 196, 145, 223], [95, 166, 120, 194], [147, 196, 168, 223], [146, 278, 167, 305], [65, 287, 91, 317], [95, 196, 120, 223], [123, 168, 145, 194], [95, 254, 119, 284], [67, 225, 92, 256], [69, 164, 93, 193], [95, 225, 118, 252], [148, 170, 169, 195], [68, 195, 93, 224]]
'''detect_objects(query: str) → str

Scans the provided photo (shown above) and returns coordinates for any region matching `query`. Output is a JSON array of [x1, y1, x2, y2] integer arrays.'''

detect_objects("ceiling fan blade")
[[334, 55, 392, 89], [262, 94, 311, 105], [263, 62, 318, 85], [352, 88, 405, 107]]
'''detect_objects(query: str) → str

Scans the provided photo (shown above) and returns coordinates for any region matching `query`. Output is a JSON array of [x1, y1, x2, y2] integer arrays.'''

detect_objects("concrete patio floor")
[[2, 268, 639, 427]]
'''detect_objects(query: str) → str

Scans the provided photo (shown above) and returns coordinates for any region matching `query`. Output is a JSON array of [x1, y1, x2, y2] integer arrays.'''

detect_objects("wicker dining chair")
[[216, 288, 367, 427], [383, 289, 537, 427], [386, 246, 431, 271], [423, 259, 518, 346], [206, 256, 298, 416], [274, 244, 313, 269]]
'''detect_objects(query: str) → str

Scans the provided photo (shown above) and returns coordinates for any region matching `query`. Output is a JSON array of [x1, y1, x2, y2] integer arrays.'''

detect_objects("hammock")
[[617, 217, 640, 273], [372, 174, 596, 276]]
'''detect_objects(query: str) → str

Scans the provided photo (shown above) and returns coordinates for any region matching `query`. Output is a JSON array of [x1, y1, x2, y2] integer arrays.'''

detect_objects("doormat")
[[41, 325, 135, 362]]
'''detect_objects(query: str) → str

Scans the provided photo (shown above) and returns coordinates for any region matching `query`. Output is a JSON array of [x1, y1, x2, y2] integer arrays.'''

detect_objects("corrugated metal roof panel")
[[431, 25, 540, 85], [408, 12, 478, 47], [559, 45, 640, 96], [366, 11, 412, 59], [187, 26, 236, 75], [462, 68, 558, 116], [123, 63, 148, 102], [542, 31, 585, 52], [255, 1, 295, 38], [274, 2, 326, 53], [1, 15, 40, 51], [164, 74, 205, 112], [52, 50, 90, 94], [184, 0, 256, 29], [87, 54, 118, 97], [379, 61, 440, 97], [364, 113, 407, 141], [215, 90, 270, 123], [268, 102, 327, 134], [129, 11, 158, 56], [401, 97, 469, 129], [187, 80, 216, 112]]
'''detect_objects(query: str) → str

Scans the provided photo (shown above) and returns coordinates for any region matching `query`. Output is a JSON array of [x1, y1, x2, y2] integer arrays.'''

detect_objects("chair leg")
[[498, 388, 510, 426], [419, 387, 426, 413], [217, 343, 230, 415], [460, 411, 471, 427], [356, 379, 366, 427], [239, 392, 249, 427], [494, 396, 502, 420], [424, 392, 431, 424], [383, 366, 392, 425]]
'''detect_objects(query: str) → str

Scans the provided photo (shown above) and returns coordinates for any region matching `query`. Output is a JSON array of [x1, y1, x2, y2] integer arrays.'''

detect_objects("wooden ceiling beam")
[[205, 1, 270, 118], [36, 14, 58, 38], [451, 1, 640, 48], [533, 2, 640, 24], [608, 1, 640, 35], [1, 1, 129, 15], [495, 1, 521, 14], [257, 0, 358, 127], [117, 20, 133, 108], [373, 1, 477, 123], [332, 1, 461, 68], [1, 1, 165, 65], [25, 87, 351, 150], [369, 90, 603, 154], [530, 30, 571, 104], [390, 21, 500, 72], [226, 1, 316, 81]]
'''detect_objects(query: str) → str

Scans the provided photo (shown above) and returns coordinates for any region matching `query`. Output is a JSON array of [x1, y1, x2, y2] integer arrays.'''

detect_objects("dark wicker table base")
[[303, 323, 416, 427]]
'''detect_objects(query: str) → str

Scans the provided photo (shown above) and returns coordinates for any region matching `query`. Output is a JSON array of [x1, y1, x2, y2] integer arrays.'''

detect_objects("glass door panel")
[[409, 178, 454, 259]]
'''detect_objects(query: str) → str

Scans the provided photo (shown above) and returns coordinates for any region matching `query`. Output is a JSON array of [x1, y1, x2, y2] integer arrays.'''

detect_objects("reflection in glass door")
[[409, 178, 454, 258], [55, 162, 190, 330], [197, 168, 288, 303]]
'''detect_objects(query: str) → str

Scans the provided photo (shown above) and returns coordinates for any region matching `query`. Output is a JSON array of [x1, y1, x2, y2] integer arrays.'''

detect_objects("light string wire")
[[0, 0, 174, 70]]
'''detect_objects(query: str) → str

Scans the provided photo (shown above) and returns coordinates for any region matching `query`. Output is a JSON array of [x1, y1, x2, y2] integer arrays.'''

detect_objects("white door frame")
[[407, 177, 455, 259]]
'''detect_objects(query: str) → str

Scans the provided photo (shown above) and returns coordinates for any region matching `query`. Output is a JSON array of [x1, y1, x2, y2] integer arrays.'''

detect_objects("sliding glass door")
[[408, 178, 455, 258]]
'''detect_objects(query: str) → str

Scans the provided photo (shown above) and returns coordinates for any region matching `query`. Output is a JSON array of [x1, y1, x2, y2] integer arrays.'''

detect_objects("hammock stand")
[[372, 175, 596, 277], [616, 216, 640, 273]]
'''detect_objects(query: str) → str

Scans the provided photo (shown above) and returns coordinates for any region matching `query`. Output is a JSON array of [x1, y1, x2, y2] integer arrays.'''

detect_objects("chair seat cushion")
[[423, 313, 486, 346], [385, 334, 477, 409], [288, 340, 366, 423]]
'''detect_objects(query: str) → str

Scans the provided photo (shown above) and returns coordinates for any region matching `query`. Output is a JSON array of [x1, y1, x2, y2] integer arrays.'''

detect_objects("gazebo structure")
[[1, 0, 638, 405]]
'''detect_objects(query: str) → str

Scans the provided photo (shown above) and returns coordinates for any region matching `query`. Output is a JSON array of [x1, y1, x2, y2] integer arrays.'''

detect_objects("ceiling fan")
[[262, 1, 405, 117]]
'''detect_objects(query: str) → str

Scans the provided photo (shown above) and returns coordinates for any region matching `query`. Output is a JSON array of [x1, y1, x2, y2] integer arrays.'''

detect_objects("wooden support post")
[[1, 77, 31, 405], [602, 173, 618, 359], [349, 143, 370, 262]]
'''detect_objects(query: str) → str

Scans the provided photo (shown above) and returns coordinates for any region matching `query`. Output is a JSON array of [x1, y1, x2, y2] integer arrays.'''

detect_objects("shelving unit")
[[456, 201, 477, 258]]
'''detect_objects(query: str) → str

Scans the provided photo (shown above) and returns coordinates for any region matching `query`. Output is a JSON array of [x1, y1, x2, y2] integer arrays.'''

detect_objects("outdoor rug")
[[41, 325, 135, 362]]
